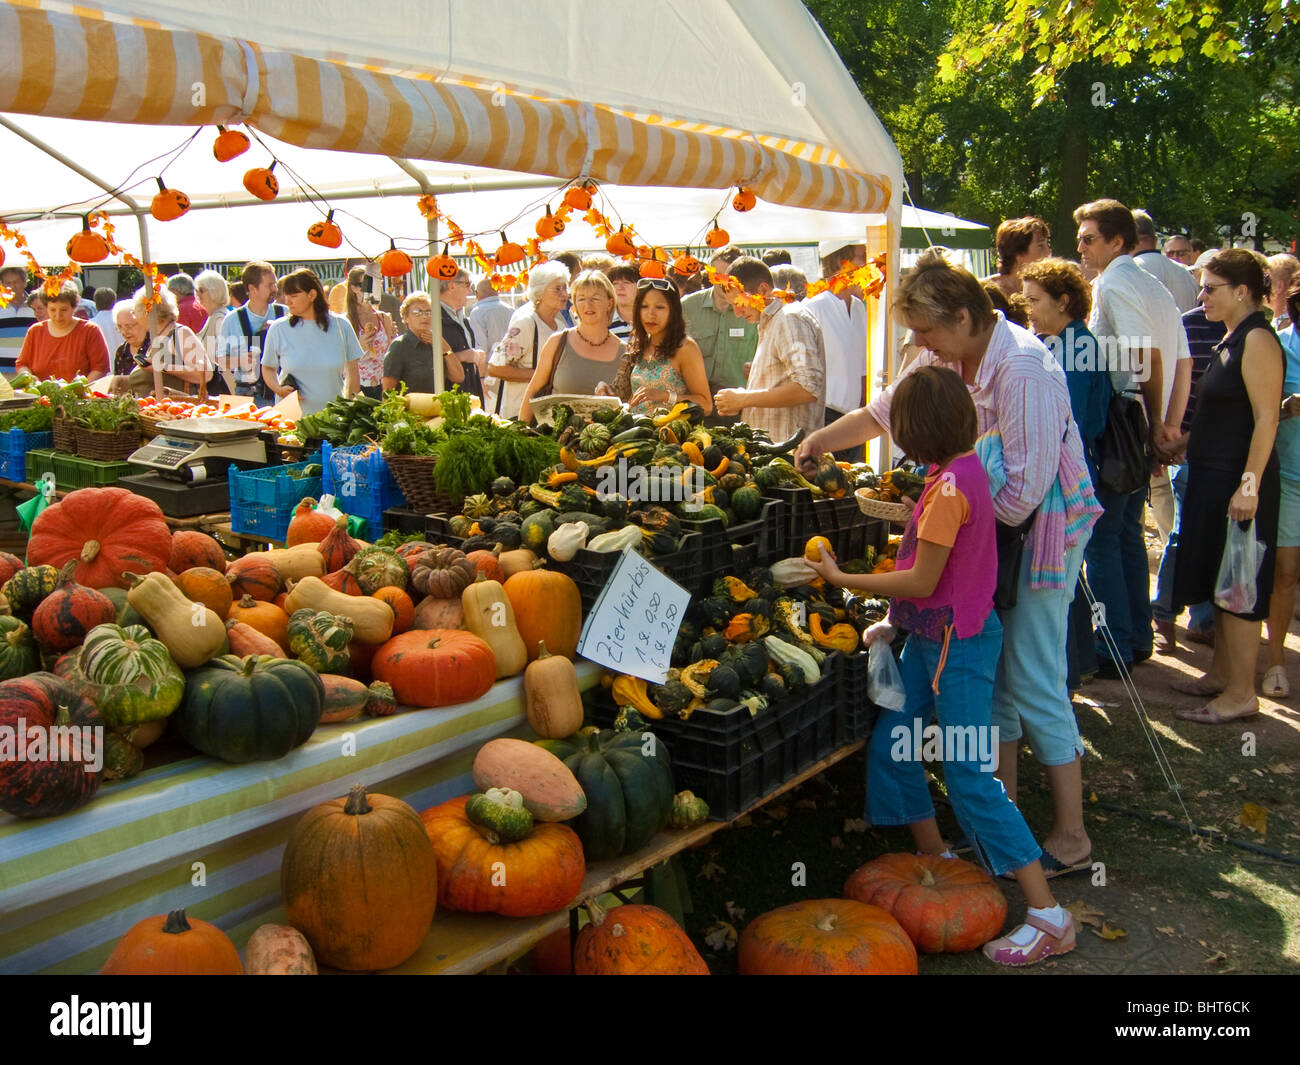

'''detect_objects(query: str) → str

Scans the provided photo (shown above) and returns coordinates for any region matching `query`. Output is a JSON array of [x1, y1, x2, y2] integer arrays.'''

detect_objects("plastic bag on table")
[[866, 639, 907, 712], [1214, 518, 1266, 614]]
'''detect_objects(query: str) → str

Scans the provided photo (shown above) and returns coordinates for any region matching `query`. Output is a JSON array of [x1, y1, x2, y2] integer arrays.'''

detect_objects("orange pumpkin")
[[738, 899, 918, 975], [380, 242, 413, 278], [732, 186, 757, 212], [672, 251, 701, 277], [843, 853, 1007, 954], [175, 566, 233, 619], [421, 794, 585, 917], [65, 220, 109, 264], [225, 555, 283, 602], [228, 594, 289, 649], [412, 594, 463, 630], [371, 586, 414, 635], [101, 909, 243, 975], [606, 227, 635, 257], [169, 530, 226, 574], [370, 629, 496, 707], [563, 181, 594, 211], [494, 231, 525, 267], [282, 785, 438, 971], [426, 245, 459, 281], [243, 163, 279, 201], [639, 258, 666, 279], [503, 566, 581, 660], [465, 549, 504, 584], [27, 486, 172, 589], [307, 210, 342, 249], [150, 179, 191, 222], [212, 125, 250, 162], [705, 224, 730, 249], [574, 901, 709, 975], [286, 498, 336, 547], [535, 206, 566, 240]]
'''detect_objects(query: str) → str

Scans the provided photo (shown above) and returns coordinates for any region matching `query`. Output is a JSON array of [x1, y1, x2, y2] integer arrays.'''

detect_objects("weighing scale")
[[121, 418, 276, 518]]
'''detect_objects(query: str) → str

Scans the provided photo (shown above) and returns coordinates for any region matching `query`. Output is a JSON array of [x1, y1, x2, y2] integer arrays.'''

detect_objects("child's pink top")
[[887, 451, 996, 642]]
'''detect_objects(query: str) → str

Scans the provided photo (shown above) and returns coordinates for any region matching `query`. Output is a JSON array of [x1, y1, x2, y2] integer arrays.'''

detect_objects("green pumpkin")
[[0, 616, 38, 680], [668, 790, 710, 829], [731, 485, 763, 521], [465, 788, 535, 842], [601, 493, 630, 523], [75, 623, 185, 727], [2, 565, 59, 616], [520, 511, 556, 551], [175, 654, 324, 762], [102, 732, 145, 781], [99, 586, 146, 628], [578, 423, 612, 454], [447, 514, 475, 538], [493, 523, 523, 550], [694, 597, 733, 631], [613, 706, 649, 733], [347, 545, 409, 594], [705, 663, 742, 700], [287, 609, 353, 673], [491, 476, 516, 498]]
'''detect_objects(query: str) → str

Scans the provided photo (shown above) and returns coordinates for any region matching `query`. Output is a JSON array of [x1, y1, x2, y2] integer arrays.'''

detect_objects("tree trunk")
[[1054, 66, 1092, 247]]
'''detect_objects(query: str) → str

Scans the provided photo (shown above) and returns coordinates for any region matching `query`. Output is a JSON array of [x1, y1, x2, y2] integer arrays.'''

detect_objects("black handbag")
[[1096, 392, 1149, 495], [994, 512, 1036, 611]]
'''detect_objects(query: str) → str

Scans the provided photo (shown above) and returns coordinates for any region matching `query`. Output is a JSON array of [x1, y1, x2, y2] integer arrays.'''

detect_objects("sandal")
[[1169, 675, 1226, 697], [1175, 704, 1260, 725], [983, 911, 1076, 966], [1262, 666, 1290, 699]]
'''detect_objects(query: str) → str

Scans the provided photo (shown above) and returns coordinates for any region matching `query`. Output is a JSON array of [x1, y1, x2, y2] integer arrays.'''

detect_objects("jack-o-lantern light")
[[672, 250, 701, 278], [535, 205, 565, 240], [639, 258, 666, 280], [563, 181, 595, 211], [307, 210, 343, 249], [243, 162, 279, 202], [495, 231, 525, 267], [732, 186, 756, 212], [380, 241, 414, 278], [606, 227, 635, 258], [705, 222, 730, 249], [427, 245, 459, 281], [213, 125, 250, 162], [66, 217, 109, 264], [150, 178, 191, 222]]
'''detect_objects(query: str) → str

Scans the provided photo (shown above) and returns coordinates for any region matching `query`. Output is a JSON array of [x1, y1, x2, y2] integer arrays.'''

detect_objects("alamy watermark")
[[0, 718, 104, 773], [1041, 331, 1154, 382], [888, 717, 1000, 773]]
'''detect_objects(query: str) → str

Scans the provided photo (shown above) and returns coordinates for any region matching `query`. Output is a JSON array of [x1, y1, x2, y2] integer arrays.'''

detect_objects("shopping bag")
[[15, 474, 56, 536], [866, 640, 907, 712], [1213, 518, 1266, 614]]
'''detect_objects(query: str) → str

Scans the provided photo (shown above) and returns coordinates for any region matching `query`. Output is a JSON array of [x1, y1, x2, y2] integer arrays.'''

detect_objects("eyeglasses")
[[1078, 234, 1101, 246], [407, 308, 433, 318], [1200, 282, 1230, 293], [637, 278, 673, 291]]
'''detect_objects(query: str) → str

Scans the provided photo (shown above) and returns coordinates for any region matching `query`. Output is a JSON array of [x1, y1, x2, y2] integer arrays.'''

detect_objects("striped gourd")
[[74, 624, 185, 728]]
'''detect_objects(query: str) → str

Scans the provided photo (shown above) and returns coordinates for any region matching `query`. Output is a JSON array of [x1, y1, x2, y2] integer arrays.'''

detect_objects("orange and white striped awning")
[[0, 1, 894, 214]]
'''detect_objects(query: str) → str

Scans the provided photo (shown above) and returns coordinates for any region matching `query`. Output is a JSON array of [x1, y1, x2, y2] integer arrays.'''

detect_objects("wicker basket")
[[383, 452, 459, 515], [855, 488, 912, 525], [75, 425, 143, 462], [52, 416, 77, 455], [139, 411, 174, 441]]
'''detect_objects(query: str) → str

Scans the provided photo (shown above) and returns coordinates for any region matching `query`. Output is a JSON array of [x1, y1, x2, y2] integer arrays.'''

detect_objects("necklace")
[[576, 326, 612, 346]]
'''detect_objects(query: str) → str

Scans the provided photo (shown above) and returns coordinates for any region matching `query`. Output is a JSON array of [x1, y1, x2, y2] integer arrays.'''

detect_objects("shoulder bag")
[[1095, 392, 1149, 495]]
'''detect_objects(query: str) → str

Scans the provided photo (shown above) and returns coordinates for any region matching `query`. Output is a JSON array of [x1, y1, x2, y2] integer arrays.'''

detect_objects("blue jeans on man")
[[1152, 464, 1215, 632], [1085, 484, 1153, 665]]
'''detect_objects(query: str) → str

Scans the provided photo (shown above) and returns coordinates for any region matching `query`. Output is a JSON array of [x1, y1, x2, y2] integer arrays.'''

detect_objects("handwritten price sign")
[[576, 548, 691, 683]]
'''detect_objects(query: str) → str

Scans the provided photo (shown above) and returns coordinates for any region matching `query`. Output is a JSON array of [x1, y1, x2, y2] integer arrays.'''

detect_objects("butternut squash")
[[259, 544, 327, 583], [283, 576, 394, 645], [460, 575, 527, 679], [523, 641, 583, 738], [497, 548, 540, 579], [125, 570, 226, 669]]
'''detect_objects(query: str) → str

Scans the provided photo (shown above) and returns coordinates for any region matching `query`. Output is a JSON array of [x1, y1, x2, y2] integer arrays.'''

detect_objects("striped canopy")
[[0, 0, 900, 215]]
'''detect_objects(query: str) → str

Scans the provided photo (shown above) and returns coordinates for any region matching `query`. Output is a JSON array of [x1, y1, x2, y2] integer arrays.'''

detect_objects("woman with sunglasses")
[[613, 277, 712, 416]]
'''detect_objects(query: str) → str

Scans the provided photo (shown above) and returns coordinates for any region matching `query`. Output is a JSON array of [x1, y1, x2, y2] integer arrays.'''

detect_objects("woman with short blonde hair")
[[130, 287, 211, 397], [488, 261, 571, 418]]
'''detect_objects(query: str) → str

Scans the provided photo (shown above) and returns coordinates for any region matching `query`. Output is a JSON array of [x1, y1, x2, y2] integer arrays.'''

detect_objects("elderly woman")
[[130, 287, 210, 398], [345, 265, 396, 399], [167, 272, 207, 333], [382, 291, 465, 394], [519, 270, 630, 423], [16, 282, 110, 381], [261, 268, 362, 416], [193, 270, 232, 394], [487, 261, 569, 419], [439, 268, 485, 405], [797, 247, 1101, 877], [111, 300, 149, 377]]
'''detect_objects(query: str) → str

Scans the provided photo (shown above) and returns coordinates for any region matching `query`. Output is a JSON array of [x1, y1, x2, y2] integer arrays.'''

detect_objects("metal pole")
[[387, 158, 445, 395]]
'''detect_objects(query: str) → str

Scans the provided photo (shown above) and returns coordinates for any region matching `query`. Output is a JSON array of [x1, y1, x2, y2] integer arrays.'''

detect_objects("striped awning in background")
[[0, 2, 891, 214]]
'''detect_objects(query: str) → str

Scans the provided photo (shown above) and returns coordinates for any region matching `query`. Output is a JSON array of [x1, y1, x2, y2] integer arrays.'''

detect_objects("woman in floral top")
[[613, 277, 712, 415], [346, 265, 395, 399]]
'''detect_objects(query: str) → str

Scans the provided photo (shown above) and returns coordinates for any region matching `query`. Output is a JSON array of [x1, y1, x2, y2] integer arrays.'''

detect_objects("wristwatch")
[[668, 390, 678, 405]]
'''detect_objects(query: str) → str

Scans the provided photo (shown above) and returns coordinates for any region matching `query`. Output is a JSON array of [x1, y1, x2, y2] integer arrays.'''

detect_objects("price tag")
[[576, 548, 691, 684]]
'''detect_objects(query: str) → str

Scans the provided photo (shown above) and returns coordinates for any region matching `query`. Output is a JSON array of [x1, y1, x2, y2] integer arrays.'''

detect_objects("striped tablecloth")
[[0, 663, 600, 974]]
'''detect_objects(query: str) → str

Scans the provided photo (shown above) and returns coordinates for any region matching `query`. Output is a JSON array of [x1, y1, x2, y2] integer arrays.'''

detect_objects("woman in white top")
[[261, 268, 363, 416], [194, 270, 232, 394], [132, 287, 211, 399], [487, 261, 569, 419]]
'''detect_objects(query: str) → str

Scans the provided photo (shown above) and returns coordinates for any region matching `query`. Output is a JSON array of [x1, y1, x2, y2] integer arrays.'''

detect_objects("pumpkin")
[[732, 186, 757, 212], [169, 531, 227, 574], [705, 224, 730, 249], [0, 672, 104, 817], [68, 623, 185, 727], [307, 210, 342, 249], [66, 220, 109, 263], [1, 565, 59, 616], [322, 567, 364, 595], [523, 641, 583, 738], [0, 551, 25, 588], [126, 571, 226, 669], [28, 487, 172, 590], [364, 680, 396, 717], [606, 227, 636, 257], [843, 853, 1007, 954], [287, 609, 353, 674], [101, 909, 243, 975], [150, 178, 191, 222], [563, 182, 594, 211], [30, 561, 116, 652], [317, 514, 364, 572], [212, 124, 250, 162], [465, 549, 504, 584], [421, 794, 585, 917], [347, 545, 409, 595], [639, 258, 666, 279], [494, 230, 525, 267], [284, 576, 394, 645], [245, 924, 317, 975], [395, 540, 430, 564], [535, 206, 565, 240], [412, 594, 463, 630], [669, 790, 710, 829], [225, 618, 286, 658], [737, 900, 918, 975], [286, 498, 336, 547], [380, 242, 413, 278], [228, 594, 290, 649], [282, 784, 437, 971], [672, 251, 701, 277], [243, 163, 279, 201], [371, 587, 414, 635], [103, 732, 145, 780], [176, 566, 234, 619], [226, 555, 282, 602], [410, 546, 476, 599], [574, 901, 709, 975], [539, 728, 674, 858], [0, 616, 37, 680], [175, 654, 324, 763], [461, 575, 526, 679], [371, 629, 496, 707], [503, 566, 581, 661], [472, 737, 586, 822], [427, 246, 459, 281]]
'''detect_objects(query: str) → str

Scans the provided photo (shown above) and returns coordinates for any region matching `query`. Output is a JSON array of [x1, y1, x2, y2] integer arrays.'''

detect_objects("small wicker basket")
[[855, 488, 912, 525], [52, 416, 77, 454]]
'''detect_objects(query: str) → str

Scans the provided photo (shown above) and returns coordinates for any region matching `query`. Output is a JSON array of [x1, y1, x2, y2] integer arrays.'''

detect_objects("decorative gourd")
[[286, 498, 336, 547], [465, 549, 504, 584], [421, 794, 585, 917], [810, 613, 859, 653], [737, 900, 918, 975], [31, 561, 117, 651], [471, 737, 586, 822], [225, 619, 286, 658], [321, 568, 364, 595], [212, 125, 250, 162], [287, 609, 354, 674], [244, 924, 317, 975], [574, 901, 709, 975], [150, 178, 191, 221], [465, 787, 535, 841], [0, 616, 37, 680], [732, 186, 757, 212], [282, 785, 437, 971], [371, 587, 414, 635], [547, 521, 589, 562], [503, 566, 581, 661], [126, 571, 226, 669], [371, 629, 496, 707], [284, 576, 394, 645], [28, 487, 172, 590], [669, 790, 710, 829], [66, 220, 109, 263], [410, 547, 476, 599], [259, 545, 327, 583], [307, 210, 342, 250], [318, 674, 369, 723], [174, 654, 324, 763], [1, 565, 59, 616], [496, 548, 539, 579], [0, 551, 24, 588], [412, 594, 463, 631], [175, 567, 234, 619], [228, 595, 290, 650], [226, 555, 283, 602], [72, 623, 185, 727], [101, 909, 243, 975], [243, 163, 279, 201], [317, 515, 364, 572], [347, 545, 409, 595], [586, 525, 641, 553], [843, 853, 1007, 954], [523, 642, 583, 738], [103, 732, 145, 780], [364, 680, 397, 717], [380, 242, 414, 278], [395, 540, 430, 564], [460, 575, 526, 679], [0, 672, 102, 817], [169, 531, 226, 574]]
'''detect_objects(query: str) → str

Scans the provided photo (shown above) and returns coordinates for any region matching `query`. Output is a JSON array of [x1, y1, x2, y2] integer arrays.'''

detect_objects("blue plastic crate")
[[321, 442, 405, 533], [230, 497, 296, 542], [227, 458, 323, 510], [1, 428, 54, 481]]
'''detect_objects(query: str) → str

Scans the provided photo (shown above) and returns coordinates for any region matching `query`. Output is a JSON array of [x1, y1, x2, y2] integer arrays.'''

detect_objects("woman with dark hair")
[[16, 282, 110, 380], [614, 277, 712, 415], [984, 217, 1052, 300], [346, 265, 395, 399], [261, 268, 363, 415], [1171, 250, 1283, 722]]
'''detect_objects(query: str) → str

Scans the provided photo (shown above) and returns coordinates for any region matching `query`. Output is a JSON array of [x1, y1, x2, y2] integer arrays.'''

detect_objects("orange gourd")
[[175, 566, 234, 619], [316, 514, 363, 572], [243, 163, 279, 201], [225, 618, 286, 658], [412, 594, 463, 630], [465, 549, 503, 584], [225, 555, 282, 602], [738, 899, 918, 975], [535, 206, 565, 240], [228, 594, 289, 649], [65, 218, 109, 264], [380, 242, 413, 278], [503, 565, 581, 660], [27, 486, 172, 590], [169, 530, 227, 574], [606, 228, 635, 257], [371, 586, 414, 635], [307, 210, 343, 249], [212, 125, 250, 162], [150, 178, 191, 222], [732, 186, 756, 212], [322, 568, 364, 595], [574, 901, 709, 975], [286, 498, 336, 547], [101, 909, 243, 975]]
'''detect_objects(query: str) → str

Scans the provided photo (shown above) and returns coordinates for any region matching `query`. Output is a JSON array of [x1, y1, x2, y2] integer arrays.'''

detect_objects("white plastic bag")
[[1214, 518, 1266, 614], [866, 640, 907, 712]]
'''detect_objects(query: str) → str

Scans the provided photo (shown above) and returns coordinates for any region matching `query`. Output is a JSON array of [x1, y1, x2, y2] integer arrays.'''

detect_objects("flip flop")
[[1169, 676, 1226, 697], [1039, 849, 1094, 879], [1174, 705, 1260, 725]]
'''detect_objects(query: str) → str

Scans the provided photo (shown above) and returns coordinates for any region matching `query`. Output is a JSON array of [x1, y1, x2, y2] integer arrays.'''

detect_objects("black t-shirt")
[[441, 305, 484, 403], [383, 331, 438, 394]]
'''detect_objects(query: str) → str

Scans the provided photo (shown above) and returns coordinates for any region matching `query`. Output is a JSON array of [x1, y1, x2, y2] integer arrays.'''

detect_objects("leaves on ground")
[[1239, 802, 1268, 834], [1065, 899, 1105, 928], [703, 921, 737, 952], [1096, 922, 1127, 941]]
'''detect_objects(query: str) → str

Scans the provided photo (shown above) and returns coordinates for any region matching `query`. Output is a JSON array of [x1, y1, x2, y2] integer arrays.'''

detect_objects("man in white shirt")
[[90, 287, 124, 355], [804, 241, 868, 460], [217, 261, 288, 402], [467, 279, 514, 368], [1076, 198, 1191, 674], [1131, 210, 1199, 313]]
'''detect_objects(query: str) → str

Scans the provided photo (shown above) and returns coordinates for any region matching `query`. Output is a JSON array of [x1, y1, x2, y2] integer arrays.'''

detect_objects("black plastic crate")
[[836, 651, 881, 744], [555, 532, 700, 616], [762, 485, 815, 555], [424, 513, 467, 549], [733, 497, 786, 568], [676, 516, 729, 596], [785, 653, 841, 772], [382, 507, 429, 534]]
